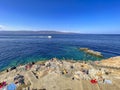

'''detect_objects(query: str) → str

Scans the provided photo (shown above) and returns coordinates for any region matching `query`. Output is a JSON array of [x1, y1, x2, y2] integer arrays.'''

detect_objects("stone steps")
[[81, 80, 100, 90], [99, 84, 120, 90], [27, 71, 40, 89]]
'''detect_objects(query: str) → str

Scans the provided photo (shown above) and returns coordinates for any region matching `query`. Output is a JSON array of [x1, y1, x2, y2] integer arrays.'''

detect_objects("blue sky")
[[0, 0, 120, 33]]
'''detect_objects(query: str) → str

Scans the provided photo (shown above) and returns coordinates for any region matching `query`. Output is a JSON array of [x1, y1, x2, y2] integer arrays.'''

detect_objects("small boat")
[[48, 36, 52, 38]]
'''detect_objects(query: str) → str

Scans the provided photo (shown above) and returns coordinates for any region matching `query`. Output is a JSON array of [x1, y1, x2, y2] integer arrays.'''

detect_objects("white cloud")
[[0, 25, 5, 30], [0, 25, 3, 29]]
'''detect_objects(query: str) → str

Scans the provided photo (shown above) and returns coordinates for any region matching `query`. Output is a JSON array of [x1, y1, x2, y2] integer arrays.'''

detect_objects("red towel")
[[90, 79, 97, 84]]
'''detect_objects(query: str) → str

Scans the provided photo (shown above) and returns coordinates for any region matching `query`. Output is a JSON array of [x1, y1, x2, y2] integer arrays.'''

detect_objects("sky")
[[0, 0, 120, 33]]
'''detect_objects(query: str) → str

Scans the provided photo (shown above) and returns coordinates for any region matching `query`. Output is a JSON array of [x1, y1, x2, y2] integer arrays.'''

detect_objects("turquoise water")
[[0, 34, 120, 71]]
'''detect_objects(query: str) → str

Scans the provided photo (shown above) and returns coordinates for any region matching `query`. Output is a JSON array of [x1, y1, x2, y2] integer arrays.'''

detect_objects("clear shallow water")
[[0, 34, 120, 71]]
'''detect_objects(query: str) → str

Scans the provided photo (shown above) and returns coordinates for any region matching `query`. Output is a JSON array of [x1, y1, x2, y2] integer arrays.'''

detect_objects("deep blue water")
[[0, 34, 120, 71]]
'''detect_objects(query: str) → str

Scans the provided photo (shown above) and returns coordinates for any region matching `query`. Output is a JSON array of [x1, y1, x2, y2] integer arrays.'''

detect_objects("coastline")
[[0, 57, 120, 90]]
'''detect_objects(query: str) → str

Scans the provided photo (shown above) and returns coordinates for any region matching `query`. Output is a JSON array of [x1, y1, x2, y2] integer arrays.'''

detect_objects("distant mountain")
[[0, 31, 77, 35]]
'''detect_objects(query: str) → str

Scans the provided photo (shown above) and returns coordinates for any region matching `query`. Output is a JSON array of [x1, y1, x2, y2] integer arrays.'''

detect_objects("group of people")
[[1, 58, 113, 90], [14, 74, 25, 85]]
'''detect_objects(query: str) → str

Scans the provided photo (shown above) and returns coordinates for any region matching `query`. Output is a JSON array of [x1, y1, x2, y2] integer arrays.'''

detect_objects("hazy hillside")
[[0, 31, 76, 35]]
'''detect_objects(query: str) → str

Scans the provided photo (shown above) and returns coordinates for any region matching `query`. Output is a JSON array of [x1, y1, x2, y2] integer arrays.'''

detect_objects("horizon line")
[[0, 30, 120, 34]]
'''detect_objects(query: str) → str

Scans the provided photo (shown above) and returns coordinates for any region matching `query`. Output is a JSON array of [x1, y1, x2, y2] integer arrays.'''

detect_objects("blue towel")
[[7, 83, 16, 90]]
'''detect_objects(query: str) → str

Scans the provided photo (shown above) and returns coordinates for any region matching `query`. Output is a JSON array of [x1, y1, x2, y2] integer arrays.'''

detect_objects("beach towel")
[[104, 80, 112, 84]]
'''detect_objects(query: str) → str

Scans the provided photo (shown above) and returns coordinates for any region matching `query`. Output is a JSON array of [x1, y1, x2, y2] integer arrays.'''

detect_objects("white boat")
[[48, 36, 52, 38]]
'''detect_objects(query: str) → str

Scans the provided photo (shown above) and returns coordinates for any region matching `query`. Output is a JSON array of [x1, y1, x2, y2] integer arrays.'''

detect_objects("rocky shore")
[[0, 57, 120, 90], [98, 56, 120, 68]]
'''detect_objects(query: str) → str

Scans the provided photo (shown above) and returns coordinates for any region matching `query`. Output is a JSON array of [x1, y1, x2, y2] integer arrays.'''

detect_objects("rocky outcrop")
[[79, 48, 103, 57], [99, 56, 120, 68]]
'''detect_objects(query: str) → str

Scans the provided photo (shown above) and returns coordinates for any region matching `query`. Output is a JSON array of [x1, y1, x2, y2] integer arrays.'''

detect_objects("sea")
[[0, 33, 120, 71]]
